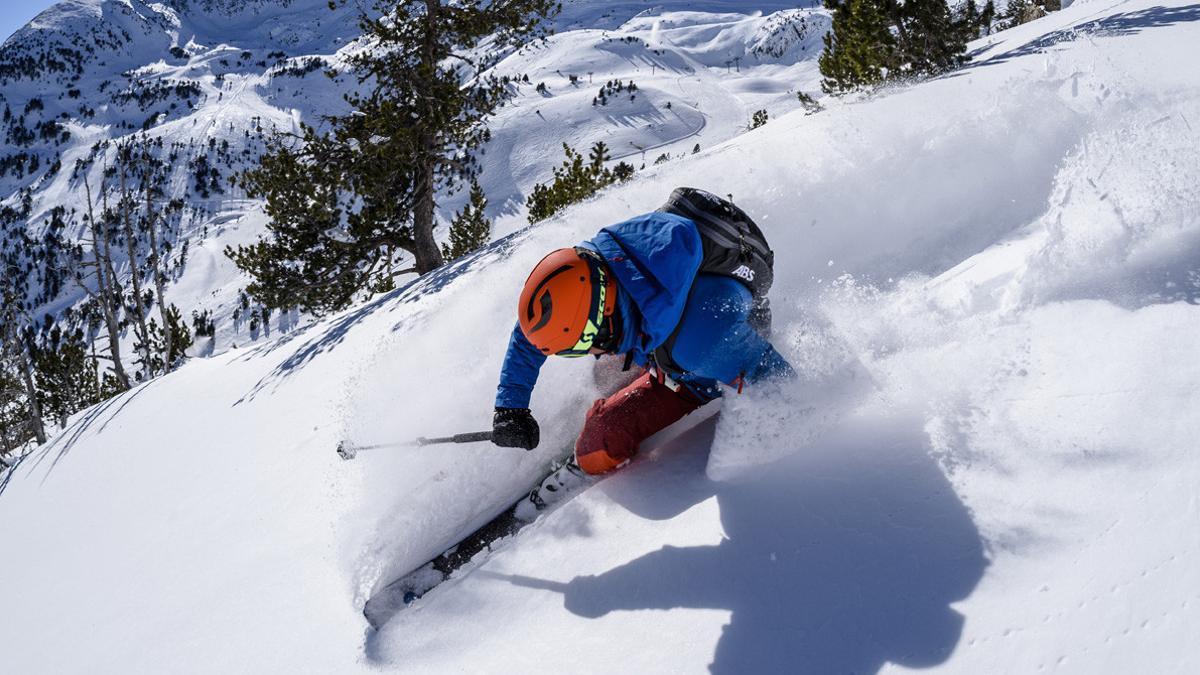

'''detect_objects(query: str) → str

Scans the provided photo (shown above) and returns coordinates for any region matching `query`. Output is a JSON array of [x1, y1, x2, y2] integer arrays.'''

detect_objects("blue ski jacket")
[[495, 212, 793, 409]]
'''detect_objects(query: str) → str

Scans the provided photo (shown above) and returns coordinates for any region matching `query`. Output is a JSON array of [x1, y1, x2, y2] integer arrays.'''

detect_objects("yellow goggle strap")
[[555, 264, 607, 358]]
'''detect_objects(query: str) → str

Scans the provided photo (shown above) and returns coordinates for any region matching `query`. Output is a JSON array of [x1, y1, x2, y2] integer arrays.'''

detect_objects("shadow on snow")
[[497, 415, 989, 674], [0, 379, 162, 496], [968, 4, 1200, 69]]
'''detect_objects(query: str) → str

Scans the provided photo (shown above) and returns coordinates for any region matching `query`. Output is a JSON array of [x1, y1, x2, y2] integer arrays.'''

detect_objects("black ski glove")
[[493, 407, 540, 450]]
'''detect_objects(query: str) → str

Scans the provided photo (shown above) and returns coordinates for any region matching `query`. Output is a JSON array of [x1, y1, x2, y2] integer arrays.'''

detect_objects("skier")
[[491, 188, 794, 486], [363, 189, 798, 622]]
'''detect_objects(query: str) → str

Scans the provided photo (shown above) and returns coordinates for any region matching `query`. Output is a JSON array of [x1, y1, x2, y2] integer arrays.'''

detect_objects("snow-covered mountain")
[[0, 0, 825, 356], [3, 0, 1199, 672], [0, 0, 367, 352]]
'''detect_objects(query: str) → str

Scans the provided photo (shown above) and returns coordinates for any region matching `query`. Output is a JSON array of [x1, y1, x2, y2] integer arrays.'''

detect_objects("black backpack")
[[659, 187, 774, 328], [651, 187, 775, 378]]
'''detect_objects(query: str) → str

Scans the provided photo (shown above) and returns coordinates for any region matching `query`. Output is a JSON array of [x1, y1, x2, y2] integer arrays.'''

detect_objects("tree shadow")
[[510, 415, 989, 674], [0, 451, 27, 496], [601, 106, 669, 130], [593, 40, 694, 76], [967, 4, 1200, 70], [0, 379, 161, 497]]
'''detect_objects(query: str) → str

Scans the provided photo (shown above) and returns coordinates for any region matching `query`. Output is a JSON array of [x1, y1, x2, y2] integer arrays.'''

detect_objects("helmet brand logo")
[[732, 265, 755, 281], [529, 291, 553, 332]]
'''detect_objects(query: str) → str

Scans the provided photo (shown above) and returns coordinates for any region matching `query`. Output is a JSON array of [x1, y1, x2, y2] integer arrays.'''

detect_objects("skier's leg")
[[575, 371, 706, 475]]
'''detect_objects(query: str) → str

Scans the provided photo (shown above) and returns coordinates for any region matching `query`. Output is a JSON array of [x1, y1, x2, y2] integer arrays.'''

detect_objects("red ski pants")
[[574, 372, 705, 475]]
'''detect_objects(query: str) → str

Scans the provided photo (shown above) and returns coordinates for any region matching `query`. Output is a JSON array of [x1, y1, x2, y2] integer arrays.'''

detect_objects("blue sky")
[[1, 1, 58, 45]]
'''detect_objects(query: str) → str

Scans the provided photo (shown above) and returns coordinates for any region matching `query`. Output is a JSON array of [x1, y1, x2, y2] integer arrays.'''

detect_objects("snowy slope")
[[552, 1, 809, 31], [3, 0, 1200, 672], [482, 6, 829, 227]]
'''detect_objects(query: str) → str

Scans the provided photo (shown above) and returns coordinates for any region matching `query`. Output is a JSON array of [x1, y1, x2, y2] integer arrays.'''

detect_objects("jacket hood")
[[582, 212, 704, 356]]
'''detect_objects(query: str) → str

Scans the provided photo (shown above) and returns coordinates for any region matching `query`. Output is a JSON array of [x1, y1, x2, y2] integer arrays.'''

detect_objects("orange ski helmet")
[[518, 248, 617, 357]]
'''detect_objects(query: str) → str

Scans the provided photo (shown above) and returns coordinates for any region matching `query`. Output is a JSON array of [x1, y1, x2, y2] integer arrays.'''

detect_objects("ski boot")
[[514, 454, 595, 522]]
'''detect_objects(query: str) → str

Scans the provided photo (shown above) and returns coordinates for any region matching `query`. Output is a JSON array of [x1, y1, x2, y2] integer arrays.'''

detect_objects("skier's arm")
[[670, 276, 794, 388], [565, 544, 731, 616], [709, 312, 794, 386], [742, 329, 794, 384], [495, 323, 548, 409]]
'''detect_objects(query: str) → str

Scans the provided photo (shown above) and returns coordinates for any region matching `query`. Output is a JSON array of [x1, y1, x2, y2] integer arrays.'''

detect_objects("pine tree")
[[0, 267, 45, 446], [798, 91, 823, 114], [820, 0, 978, 93], [230, 132, 377, 312], [980, 1, 998, 33], [128, 143, 183, 375], [442, 181, 492, 261], [30, 326, 103, 429], [0, 349, 41, 456], [893, 0, 970, 76], [0, 364, 28, 457], [112, 165, 155, 380], [76, 178, 131, 390], [526, 142, 635, 223], [820, 0, 896, 93], [998, 0, 1038, 29], [232, 0, 560, 315], [144, 305, 193, 373], [161, 305, 194, 367]]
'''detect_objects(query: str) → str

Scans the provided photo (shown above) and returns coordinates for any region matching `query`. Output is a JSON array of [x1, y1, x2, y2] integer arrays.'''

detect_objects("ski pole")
[[336, 431, 493, 460], [415, 431, 494, 446]]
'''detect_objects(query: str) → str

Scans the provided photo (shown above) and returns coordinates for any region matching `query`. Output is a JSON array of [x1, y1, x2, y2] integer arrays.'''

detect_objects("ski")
[[363, 454, 593, 629]]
